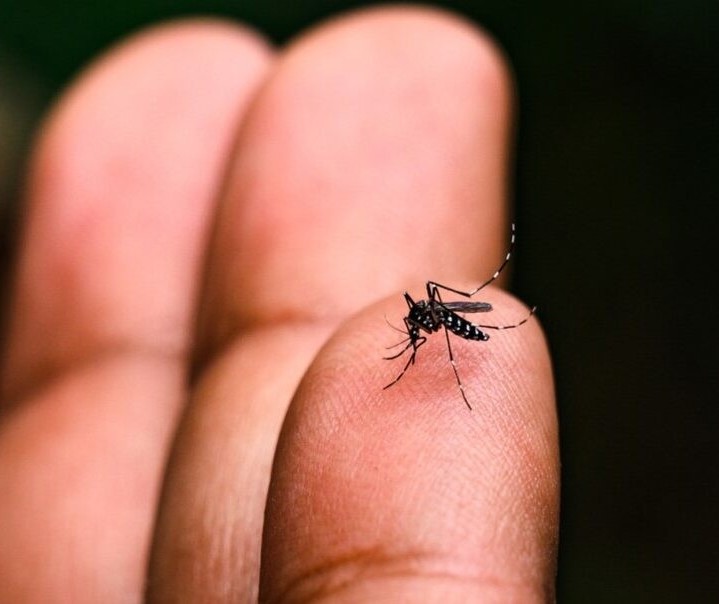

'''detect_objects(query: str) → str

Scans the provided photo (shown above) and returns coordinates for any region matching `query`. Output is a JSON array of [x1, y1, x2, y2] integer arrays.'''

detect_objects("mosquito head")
[[407, 300, 439, 335], [407, 299, 427, 318]]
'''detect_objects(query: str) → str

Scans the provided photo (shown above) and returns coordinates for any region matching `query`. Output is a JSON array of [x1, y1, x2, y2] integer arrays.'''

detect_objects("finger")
[[197, 7, 513, 347], [262, 290, 559, 602], [148, 5, 515, 602], [0, 21, 271, 602], [1, 20, 270, 400]]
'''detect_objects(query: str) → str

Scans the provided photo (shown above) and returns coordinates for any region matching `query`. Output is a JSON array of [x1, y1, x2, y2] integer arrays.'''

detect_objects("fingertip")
[[200, 4, 516, 352], [287, 4, 513, 98], [34, 18, 272, 202], [262, 288, 558, 601], [4, 18, 273, 399]]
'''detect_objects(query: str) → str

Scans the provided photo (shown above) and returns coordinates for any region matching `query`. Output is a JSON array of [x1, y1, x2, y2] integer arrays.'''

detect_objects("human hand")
[[0, 7, 558, 602]]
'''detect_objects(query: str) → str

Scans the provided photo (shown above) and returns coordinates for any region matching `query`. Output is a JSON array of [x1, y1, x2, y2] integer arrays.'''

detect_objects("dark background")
[[1, 1, 718, 601]]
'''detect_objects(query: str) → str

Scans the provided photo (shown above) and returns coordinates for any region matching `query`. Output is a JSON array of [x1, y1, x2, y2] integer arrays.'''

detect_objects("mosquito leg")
[[383, 348, 416, 389], [383, 339, 414, 360], [384, 317, 413, 356], [443, 326, 471, 410], [477, 306, 537, 330], [383, 337, 426, 387], [427, 223, 516, 299]]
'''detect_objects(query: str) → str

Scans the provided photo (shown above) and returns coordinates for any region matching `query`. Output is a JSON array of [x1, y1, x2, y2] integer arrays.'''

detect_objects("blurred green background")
[[1, 1, 718, 601]]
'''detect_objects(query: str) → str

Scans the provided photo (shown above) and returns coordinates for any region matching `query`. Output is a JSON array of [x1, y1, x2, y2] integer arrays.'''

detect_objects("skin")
[[0, 7, 558, 603]]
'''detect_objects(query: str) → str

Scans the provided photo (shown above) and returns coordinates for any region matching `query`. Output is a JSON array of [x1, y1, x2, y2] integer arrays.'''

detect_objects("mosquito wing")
[[440, 301, 493, 313]]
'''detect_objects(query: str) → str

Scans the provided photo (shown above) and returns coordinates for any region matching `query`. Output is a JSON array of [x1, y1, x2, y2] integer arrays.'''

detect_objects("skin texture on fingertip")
[[261, 288, 558, 602]]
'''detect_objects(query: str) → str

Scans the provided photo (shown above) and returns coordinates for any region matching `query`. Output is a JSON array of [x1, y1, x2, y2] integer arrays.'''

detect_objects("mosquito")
[[383, 223, 536, 410]]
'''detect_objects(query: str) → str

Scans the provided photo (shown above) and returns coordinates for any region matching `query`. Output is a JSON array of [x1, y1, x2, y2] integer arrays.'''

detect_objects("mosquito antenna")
[[385, 337, 411, 351], [384, 315, 408, 335], [383, 338, 415, 360]]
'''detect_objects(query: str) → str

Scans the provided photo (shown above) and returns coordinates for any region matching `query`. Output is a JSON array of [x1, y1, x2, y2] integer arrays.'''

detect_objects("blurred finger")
[[0, 21, 271, 602]]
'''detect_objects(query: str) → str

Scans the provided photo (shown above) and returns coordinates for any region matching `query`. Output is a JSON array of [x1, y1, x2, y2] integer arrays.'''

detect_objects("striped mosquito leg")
[[465, 221, 516, 295], [478, 305, 537, 330], [427, 223, 517, 299], [383, 350, 415, 390], [443, 326, 472, 410], [383, 336, 426, 389]]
